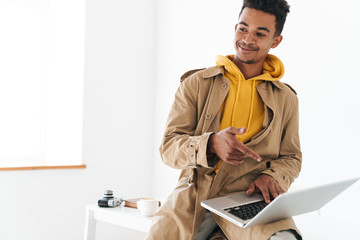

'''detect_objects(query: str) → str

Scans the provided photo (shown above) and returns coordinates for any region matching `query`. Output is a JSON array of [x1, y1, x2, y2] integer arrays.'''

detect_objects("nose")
[[242, 33, 255, 45]]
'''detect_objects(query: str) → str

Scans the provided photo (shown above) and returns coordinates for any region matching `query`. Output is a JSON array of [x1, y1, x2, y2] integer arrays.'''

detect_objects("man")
[[147, 0, 302, 239]]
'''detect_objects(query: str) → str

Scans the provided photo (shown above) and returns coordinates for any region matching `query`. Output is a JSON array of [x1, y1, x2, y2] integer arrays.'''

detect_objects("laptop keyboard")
[[224, 200, 268, 220]]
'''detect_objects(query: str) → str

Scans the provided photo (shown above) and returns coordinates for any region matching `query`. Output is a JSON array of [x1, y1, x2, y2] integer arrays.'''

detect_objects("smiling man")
[[147, 0, 302, 239]]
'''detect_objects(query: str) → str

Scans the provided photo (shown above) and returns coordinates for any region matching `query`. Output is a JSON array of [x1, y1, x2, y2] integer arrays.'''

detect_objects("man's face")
[[234, 7, 283, 65]]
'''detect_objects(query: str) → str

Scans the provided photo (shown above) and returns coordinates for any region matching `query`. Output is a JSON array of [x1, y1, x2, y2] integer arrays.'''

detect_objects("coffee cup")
[[137, 199, 159, 217]]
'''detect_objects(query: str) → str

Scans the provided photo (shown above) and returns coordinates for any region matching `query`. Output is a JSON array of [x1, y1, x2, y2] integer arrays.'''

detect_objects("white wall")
[[1, 0, 359, 239]]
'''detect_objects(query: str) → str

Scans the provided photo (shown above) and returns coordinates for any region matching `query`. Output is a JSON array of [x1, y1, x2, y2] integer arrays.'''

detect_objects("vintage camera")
[[98, 190, 123, 207]]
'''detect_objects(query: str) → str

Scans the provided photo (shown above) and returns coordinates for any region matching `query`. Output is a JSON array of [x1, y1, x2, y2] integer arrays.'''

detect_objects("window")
[[0, 0, 85, 169]]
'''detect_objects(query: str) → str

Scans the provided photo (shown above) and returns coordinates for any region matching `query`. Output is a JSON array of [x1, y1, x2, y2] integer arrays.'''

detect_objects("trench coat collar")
[[179, 66, 225, 82], [202, 66, 225, 78], [201, 65, 285, 91], [271, 80, 285, 90]]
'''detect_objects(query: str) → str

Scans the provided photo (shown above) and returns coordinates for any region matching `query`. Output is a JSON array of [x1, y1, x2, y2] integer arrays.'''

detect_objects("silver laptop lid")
[[201, 177, 359, 228], [245, 177, 359, 227]]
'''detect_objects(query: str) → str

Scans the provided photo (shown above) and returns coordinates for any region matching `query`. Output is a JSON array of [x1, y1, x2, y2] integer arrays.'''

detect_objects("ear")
[[235, 24, 239, 32], [271, 35, 283, 49]]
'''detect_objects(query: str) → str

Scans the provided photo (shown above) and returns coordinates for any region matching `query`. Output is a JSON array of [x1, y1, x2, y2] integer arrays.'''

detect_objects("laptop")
[[201, 177, 359, 228]]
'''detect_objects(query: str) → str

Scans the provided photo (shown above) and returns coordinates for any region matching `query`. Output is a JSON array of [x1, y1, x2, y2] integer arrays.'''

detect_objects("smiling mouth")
[[240, 47, 254, 53], [242, 47, 254, 50], [237, 43, 259, 52]]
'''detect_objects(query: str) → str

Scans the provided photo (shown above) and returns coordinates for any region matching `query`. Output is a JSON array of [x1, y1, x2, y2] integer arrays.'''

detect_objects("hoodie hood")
[[215, 54, 284, 81], [261, 54, 284, 81]]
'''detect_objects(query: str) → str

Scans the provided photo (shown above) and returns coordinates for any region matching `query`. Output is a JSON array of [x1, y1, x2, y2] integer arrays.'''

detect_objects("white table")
[[84, 204, 153, 240], [84, 204, 360, 240]]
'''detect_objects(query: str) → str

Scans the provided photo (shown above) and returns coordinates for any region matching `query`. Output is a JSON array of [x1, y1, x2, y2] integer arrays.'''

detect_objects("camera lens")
[[104, 190, 113, 198]]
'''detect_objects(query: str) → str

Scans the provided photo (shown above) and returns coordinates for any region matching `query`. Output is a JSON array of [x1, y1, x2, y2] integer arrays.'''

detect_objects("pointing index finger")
[[237, 143, 262, 162]]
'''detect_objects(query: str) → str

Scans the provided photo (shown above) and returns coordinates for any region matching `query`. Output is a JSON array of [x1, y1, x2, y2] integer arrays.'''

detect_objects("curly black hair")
[[239, 0, 290, 36]]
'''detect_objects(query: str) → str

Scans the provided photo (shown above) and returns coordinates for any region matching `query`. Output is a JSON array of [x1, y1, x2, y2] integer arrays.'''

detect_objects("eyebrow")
[[239, 21, 270, 33]]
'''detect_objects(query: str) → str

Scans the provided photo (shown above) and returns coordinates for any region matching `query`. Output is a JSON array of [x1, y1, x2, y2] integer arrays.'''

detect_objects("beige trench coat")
[[147, 65, 302, 240]]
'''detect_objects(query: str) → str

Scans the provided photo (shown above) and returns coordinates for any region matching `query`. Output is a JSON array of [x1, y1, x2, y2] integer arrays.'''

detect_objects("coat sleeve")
[[261, 93, 302, 191], [159, 76, 216, 170]]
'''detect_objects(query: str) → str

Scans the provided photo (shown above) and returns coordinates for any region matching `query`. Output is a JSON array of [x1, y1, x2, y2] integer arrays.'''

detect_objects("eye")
[[256, 32, 266, 37], [238, 27, 247, 32]]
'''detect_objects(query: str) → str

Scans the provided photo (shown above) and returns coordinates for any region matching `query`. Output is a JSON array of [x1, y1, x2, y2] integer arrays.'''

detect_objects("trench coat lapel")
[[247, 81, 276, 147], [201, 74, 229, 134]]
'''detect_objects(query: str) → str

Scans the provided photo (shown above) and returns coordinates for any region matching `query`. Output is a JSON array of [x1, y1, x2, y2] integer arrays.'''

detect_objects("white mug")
[[137, 199, 159, 217]]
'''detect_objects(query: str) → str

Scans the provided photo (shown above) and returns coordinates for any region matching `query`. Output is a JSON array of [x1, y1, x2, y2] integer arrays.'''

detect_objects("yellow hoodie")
[[215, 54, 284, 171]]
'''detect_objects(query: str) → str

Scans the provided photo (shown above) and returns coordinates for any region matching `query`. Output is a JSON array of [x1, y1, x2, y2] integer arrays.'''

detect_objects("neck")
[[232, 57, 264, 79]]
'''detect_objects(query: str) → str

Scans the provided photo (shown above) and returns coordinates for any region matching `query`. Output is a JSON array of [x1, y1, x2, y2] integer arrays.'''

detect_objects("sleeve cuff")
[[189, 132, 219, 168]]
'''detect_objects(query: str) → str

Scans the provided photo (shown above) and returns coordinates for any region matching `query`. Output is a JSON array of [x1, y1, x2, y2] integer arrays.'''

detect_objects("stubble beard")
[[235, 42, 259, 64], [237, 56, 255, 64], [235, 55, 255, 65]]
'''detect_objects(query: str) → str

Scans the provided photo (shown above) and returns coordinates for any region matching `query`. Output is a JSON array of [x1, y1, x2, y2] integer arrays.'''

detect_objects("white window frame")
[[0, 0, 85, 168]]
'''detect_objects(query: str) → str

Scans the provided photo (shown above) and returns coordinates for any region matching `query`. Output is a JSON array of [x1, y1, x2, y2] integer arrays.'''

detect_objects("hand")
[[246, 174, 284, 204], [207, 127, 262, 166]]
